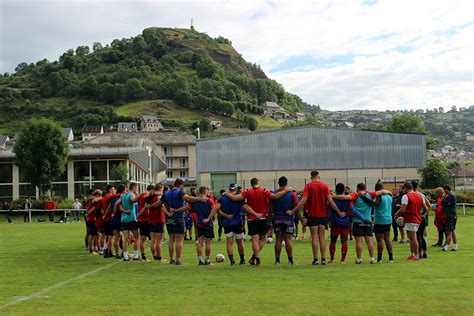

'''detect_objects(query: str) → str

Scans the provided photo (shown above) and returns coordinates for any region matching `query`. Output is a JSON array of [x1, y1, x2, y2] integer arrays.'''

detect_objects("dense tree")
[[245, 116, 258, 131], [389, 114, 425, 133], [13, 118, 70, 195], [195, 58, 217, 78], [419, 157, 451, 189], [198, 118, 212, 132]]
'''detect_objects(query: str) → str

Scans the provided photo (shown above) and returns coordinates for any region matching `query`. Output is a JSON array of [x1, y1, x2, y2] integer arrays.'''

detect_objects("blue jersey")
[[329, 200, 351, 228], [121, 192, 137, 223], [374, 195, 393, 225], [272, 189, 297, 222], [161, 189, 186, 220], [110, 196, 121, 225], [220, 195, 244, 226], [352, 192, 374, 223], [191, 200, 214, 229]]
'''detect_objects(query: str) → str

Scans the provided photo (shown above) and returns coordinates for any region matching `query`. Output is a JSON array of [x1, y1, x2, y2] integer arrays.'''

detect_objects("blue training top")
[[192, 200, 213, 229], [272, 189, 296, 222], [121, 192, 137, 223], [161, 188, 186, 220], [352, 193, 373, 223], [220, 195, 244, 226], [110, 196, 121, 225], [374, 195, 393, 225]]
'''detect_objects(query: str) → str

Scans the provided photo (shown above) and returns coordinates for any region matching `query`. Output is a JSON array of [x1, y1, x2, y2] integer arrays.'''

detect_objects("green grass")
[[1, 217, 473, 315]]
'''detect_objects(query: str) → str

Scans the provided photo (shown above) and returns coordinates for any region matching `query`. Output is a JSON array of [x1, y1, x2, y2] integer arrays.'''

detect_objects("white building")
[[82, 126, 104, 141], [140, 115, 164, 132]]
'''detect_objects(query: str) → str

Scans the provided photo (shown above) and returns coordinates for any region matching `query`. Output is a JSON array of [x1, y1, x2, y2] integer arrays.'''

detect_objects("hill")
[[0, 27, 301, 135]]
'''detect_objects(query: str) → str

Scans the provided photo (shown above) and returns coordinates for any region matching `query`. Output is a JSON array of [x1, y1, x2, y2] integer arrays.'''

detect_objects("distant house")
[[82, 126, 104, 141], [0, 135, 10, 150], [210, 120, 222, 129], [454, 132, 462, 139], [63, 128, 74, 142], [340, 121, 355, 128], [466, 133, 474, 142], [272, 111, 291, 123], [262, 101, 281, 116], [295, 112, 306, 121], [141, 115, 164, 132], [118, 122, 138, 132]]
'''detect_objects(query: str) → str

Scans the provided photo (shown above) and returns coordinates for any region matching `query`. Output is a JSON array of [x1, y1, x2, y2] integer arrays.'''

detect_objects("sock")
[[453, 244, 458, 250], [329, 242, 336, 261], [444, 244, 450, 251], [133, 250, 139, 258], [229, 254, 234, 263], [356, 257, 362, 263], [205, 256, 210, 261], [198, 256, 203, 262], [288, 256, 293, 263], [123, 252, 129, 259], [153, 255, 157, 260], [322, 258, 326, 262], [389, 252, 393, 261], [313, 258, 319, 263], [141, 252, 146, 258], [341, 243, 348, 261], [239, 253, 245, 261], [377, 253, 382, 262], [370, 257, 375, 262], [251, 254, 256, 260], [157, 257, 162, 260], [275, 256, 280, 263]]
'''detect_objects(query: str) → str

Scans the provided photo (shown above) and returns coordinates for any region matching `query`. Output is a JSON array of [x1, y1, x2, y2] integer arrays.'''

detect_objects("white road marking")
[[0, 262, 118, 310]]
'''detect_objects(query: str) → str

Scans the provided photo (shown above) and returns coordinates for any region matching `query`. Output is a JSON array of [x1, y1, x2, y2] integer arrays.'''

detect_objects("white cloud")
[[0, 0, 473, 110]]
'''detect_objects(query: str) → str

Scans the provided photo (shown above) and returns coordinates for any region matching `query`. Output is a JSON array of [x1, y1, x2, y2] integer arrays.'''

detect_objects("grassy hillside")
[[0, 27, 298, 136]]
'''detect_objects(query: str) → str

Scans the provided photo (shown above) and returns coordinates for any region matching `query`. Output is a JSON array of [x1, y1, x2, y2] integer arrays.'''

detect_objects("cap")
[[229, 183, 238, 190]]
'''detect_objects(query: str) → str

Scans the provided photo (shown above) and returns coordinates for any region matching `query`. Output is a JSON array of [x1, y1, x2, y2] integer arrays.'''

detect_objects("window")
[[74, 183, 91, 198], [51, 183, 68, 197], [74, 161, 90, 181], [179, 170, 186, 178], [164, 146, 172, 156], [0, 163, 12, 183], [91, 161, 107, 181], [166, 158, 173, 168], [109, 160, 125, 180], [0, 185, 13, 201], [179, 158, 186, 168], [19, 184, 36, 198], [166, 170, 173, 178]]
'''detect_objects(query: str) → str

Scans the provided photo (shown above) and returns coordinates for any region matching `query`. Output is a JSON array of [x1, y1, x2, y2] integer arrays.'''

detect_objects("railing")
[[457, 203, 474, 216], [0, 209, 86, 223]]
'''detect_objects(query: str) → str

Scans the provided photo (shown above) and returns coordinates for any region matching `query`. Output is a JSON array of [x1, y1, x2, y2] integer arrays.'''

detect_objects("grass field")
[[0, 217, 473, 315]]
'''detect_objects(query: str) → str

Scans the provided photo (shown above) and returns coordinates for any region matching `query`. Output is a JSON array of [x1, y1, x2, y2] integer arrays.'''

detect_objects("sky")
[[1, 0, 473, 111]]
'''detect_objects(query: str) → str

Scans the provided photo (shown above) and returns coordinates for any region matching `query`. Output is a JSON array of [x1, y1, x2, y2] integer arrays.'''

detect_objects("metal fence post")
[[29, 209, 31, 223], [463, 204, 466, 216]]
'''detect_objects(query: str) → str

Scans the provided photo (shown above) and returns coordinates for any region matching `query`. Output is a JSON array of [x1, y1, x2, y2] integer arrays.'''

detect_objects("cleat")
[[205, 259, 211, 265], [123, 258, 130, 262], [422, 254, 428, 259], [355, 259, 362, 264], [274, 261, 280, 265], [199, 260, 205, 266], [312, 260, 319, 266], [321, 259, 326, 265], [340, 260, 345, 265], [450, 249, 457, 252], [175, 260, 183, 265], [170, 259, 176, 264], [239, 260, 246, 265], [255, 258, 261, 266], [248, 257, 255, 266]]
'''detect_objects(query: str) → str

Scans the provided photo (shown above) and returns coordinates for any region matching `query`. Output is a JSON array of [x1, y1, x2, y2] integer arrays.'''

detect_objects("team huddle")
[[83, 170, 459, 266]]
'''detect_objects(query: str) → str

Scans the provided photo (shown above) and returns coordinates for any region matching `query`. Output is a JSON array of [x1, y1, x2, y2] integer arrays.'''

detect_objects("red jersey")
[[94, 198, 103, 226], [85, 199, 95, 222], [241, 187, 272, 220], [404, 191, 423, 224], [45, 200, 56, 210], [102, 194, 121, 222], [148, 195, 165, 224], [303, 180, 330, 218], [434, 196, 446, 228], [137, 192, 149, 222]]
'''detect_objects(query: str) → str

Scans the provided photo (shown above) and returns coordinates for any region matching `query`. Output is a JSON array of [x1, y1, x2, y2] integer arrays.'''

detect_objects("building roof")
[[196, 125, 426, 173], [142, 115, 159, 122], [118, 122, 138, 131], [82, 126, 103, 133], [263, 101, 280, 108], [81, 131, 196, 146], [63, 128, 73, 137], [0, 135, 10, 144]]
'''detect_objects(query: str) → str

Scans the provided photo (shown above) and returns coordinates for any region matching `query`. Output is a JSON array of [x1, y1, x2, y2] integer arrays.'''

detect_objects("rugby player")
[[85, 190, 101, 254], [223, 178, 291, 266], [288, 171, 344, 266], [101, 184, 120, 258], [432, 187, 446, 247], [146, 178, 207, 265], [109, 184, 126, 259], [442, 185, 458, 252], [145, 184, 168, 262], [412, 181, 431, 258], [137, 184, 154, 261], [114, 182, 140, 261], [394, 182, 428, 260], [373, 182, 394, 262]]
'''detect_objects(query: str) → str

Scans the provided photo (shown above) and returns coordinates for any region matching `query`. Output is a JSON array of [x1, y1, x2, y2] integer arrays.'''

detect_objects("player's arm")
[[269, 188, 291, 200], [103, 204, 112, 219], [113, 199, 122, 213], [394, 202, 407, 219], [332, 194, 353, 201], [327, 194, 345, 218], [204, 204, 220, 223], [171, 205, 190, 213], [146, 199, 163, 209], [222, 192, 245, 202], [287, 196, 306, 215], [243, 204, 263, 218], [137, 206, 147, 218], [351, 206, 370, 223], [182, 194, 207, 203], [374, 190, 392, 197]]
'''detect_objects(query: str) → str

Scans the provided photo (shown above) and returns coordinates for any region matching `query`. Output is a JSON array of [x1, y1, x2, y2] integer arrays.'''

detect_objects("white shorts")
[[225, 231, 245, 240], [404, 223, 420, 232]]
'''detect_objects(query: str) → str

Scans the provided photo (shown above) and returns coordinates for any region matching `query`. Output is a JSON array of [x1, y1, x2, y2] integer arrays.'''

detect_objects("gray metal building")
[[196, 126, 426, 193]]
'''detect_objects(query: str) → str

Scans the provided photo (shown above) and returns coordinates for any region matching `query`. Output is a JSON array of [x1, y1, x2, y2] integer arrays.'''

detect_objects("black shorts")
[[197, 228, 215, 239], [86, 221, 98, 235], [166, 218, 185, 235], [353, 222, 373, 237], [224, 225, 244, 235], [149, 223, 164, 234], [373, 224, 391, 234], [248, 219, 268, 236], [138, 221, 150, 238], [121, 221, 138, 231], [446, 216, 457, 231], [111, 222, 121, 232], [104, 221, 114, 236], [273, 220, 294, 235], [307, 217, 328, 227]]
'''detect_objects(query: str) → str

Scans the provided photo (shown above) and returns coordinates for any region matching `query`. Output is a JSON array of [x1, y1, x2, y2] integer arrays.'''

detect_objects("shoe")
[[392, 239, 398, 242], [132, 257, 140, 261], [312, 259, 319, 266], [321, 259, 326, 265], [355, 259, 362, 264], [248, 257, 255, 266], [450, 249, 457, 252], [389, 259, 394, 263], [422, 253, 428, 259], [288, 261, 294, 266], [115, 254, 121, 259], [407, 257, 419, 261], [432, 243, 442, 247], [123, 258, 131, 262], [175, 260, 183, 265], [404, 256, 414, 260], [329, 259, 335, 264], [205, 259, 211, 265], [340, 260, 345, 265], [255, 258, 261, 266], [274, 260, 280, 265], [399, 240, 405, 244], [142, 255, 147, 261], [301, 236, 305, 240], [170, 259, 176, 264], [377, 260, 382, 263], [91, 251, 99, 256], [230, 261, 235, 266], [369, 259, 375, 264], [239, 260, 246, 265], [199, 260, 205, 266]]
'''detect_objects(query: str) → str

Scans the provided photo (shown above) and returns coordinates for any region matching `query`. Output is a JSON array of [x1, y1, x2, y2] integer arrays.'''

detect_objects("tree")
[[418, 157, 451, 189], [13, 118, 70, 196], [125, 78, 145, 100], [245, 116, 258, 131], [389, 114, 425, 133], [110, 163, 129, 186], [198, 118, 212, 132], [195, 58, 217, 78]]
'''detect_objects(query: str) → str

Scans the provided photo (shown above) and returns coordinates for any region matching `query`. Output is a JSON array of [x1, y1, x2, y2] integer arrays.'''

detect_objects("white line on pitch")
[[0, 262, 118, 311]]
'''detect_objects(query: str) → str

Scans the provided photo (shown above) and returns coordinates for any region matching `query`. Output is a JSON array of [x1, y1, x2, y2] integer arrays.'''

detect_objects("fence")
[[0, 209, 86, 223]]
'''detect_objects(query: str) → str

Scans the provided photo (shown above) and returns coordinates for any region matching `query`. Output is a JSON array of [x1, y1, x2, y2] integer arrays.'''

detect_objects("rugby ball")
[[396, 217, 405, 227], [215, 254, 225, 262], [282, 241, 286, 247], [267, 237, 274, 244]]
